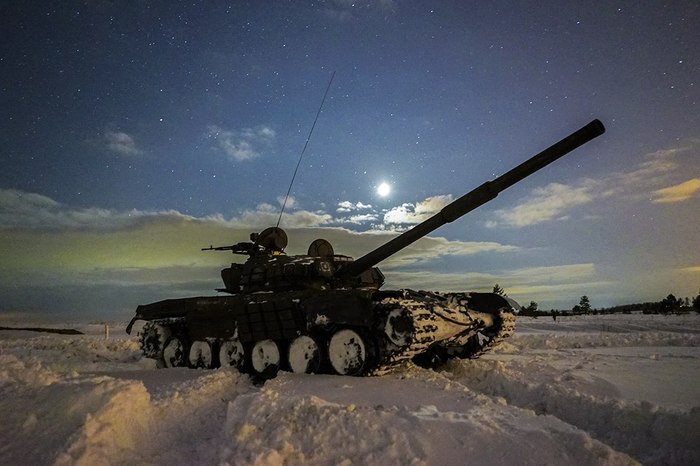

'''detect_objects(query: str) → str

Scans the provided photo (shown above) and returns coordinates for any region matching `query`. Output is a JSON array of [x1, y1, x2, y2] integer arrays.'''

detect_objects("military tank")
[[127, 119, 605, 376]]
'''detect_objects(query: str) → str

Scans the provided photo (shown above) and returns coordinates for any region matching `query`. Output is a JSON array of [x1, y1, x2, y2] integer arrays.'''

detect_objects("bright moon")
[[377, 182, 391, 197]]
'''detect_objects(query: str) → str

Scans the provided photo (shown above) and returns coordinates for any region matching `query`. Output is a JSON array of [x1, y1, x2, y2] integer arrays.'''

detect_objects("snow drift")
[[1, 314, 698, 465]]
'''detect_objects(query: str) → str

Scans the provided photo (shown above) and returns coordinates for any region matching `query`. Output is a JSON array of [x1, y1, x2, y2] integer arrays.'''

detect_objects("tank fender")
[[126, 297, 209, 334], [466, 292, 521, 314], [126, 316, 139, 334], [302, 290, 375, 328]]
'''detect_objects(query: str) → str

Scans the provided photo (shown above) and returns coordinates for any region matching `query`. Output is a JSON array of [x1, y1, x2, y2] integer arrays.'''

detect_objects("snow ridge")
[[0, 315, 698, 465], [444, 358, 699, 465]]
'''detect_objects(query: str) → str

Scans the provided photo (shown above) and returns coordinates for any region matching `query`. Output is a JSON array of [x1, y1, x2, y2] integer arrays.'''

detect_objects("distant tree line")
[[592, 293, 700, 315], [513, 289, 700, 317]]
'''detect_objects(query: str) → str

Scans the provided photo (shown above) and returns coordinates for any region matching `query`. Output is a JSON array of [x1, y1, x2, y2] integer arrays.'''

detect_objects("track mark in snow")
[[446, 358, 700, 465]]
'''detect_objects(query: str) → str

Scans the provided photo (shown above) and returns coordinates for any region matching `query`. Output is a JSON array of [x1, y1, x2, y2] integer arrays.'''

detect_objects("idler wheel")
[[288, 335, 323, 374], [383, 308, 415, 347], [188, 340, 215, 368], [139, 322, 171, 359], [219, 339, 245, 370], [328, 329, 373, 376], [162, 336, 188, 368], [251, 339, 281, 374]]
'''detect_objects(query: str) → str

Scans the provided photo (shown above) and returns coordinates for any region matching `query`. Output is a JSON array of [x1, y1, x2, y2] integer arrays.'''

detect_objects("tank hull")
[[128, 290, 518, 376]]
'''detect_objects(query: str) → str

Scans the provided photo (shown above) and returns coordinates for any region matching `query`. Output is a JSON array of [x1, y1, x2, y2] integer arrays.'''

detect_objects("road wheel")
[[251, 339, 281, 375], [162, 335, 187, 368], [219, 338, 245, 370], [328, 328, 373, 376], [288, 335, 323, 374], [188, 340, 215, 368]]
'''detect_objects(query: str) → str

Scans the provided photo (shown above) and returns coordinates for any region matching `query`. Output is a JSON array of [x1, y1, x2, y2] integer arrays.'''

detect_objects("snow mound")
[[1, 370, 150, 465], [1, 314, 698, 465], [54, 379, 152, 465], [444, 358, 699, 465], [218, 372, 633, 465]]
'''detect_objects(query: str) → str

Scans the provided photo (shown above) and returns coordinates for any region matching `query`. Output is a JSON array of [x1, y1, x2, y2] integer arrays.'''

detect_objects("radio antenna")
[[276, 71, 335, 228]]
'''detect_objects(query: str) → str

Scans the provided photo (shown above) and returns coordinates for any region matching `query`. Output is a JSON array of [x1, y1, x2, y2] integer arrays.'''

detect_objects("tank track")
[[137, 317, 186, 363], [132, 291, 515, 376], [371, 290, 516, 374], [451, 308, 516, 359]]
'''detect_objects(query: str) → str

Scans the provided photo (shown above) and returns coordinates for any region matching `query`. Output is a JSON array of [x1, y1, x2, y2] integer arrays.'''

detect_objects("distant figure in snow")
[[552, 313, 557, 322]]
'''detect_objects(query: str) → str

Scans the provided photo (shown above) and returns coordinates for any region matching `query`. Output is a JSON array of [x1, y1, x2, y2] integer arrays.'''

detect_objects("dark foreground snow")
[[1, 314, 698, 465]]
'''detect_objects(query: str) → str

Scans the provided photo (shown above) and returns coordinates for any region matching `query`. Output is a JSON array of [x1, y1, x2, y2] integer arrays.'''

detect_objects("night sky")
[[1, 1, 698, 321]]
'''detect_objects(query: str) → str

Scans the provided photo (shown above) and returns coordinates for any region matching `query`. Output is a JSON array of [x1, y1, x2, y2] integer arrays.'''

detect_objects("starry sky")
[[1, 1, 698, 321]]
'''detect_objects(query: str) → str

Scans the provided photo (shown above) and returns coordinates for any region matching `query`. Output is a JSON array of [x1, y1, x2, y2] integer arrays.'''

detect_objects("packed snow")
[[1, 313, 698, 465]]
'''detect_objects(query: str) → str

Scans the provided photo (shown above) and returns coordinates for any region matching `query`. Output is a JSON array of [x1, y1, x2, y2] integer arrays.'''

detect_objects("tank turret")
[[212, 119, 605, 292], [127, 119, 605, 377]]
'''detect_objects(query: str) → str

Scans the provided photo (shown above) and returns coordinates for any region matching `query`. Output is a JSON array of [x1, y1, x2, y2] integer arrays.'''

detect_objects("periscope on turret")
[[127, 119, 605, 377]]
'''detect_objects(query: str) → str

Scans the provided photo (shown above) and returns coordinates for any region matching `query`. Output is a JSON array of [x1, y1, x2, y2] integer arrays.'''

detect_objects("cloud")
[[384, 263, 596, 290], [0, 189, 517, 262], [338, 214, 380, 224], [277, 196, 297, 209], [0, 188, 543, 319], [207, 125, 276, 162], [381, 237, 518, 269], [336, 200, 373, 213], [0, 189, 59, 211], [615, 147, 681, 188], [489, 142, 697, 227], [0, 192, 518, 296], [4, 185, 696, 318], [337, 201, 354, 212], [382, 263, 606, 308], [235, 203, 333, 229], [0, 188, 198, 231], [383, 195, 453, 225], [104, 130, 143, 156], [0, 188, 340, 233], [651, 178, 700, 203], [506, 263, 597, 283], [488, 182, 595, 227]]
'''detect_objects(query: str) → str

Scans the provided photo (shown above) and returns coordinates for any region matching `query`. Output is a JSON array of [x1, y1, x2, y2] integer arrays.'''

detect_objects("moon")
[[377, 182, 391, 197]]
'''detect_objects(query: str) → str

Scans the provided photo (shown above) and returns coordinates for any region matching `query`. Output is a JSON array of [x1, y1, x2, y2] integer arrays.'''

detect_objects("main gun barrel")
[[340, 119, 605, 277]]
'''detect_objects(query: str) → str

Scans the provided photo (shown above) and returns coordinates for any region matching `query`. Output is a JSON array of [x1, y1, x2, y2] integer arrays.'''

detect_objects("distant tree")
[[522, 301, 538, 315], [692, 292, 700, 313], [659, 294, 682, 314], [578, 295, 592, 314], [493, 284, 506, 296]]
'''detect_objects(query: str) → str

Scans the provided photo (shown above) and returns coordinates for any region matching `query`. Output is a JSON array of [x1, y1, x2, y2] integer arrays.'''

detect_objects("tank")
[[126, 119, 605, 376]]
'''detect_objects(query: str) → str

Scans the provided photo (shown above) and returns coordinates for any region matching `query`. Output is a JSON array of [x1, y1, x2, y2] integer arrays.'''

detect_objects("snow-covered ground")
[[1, 313, 698, 465]]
